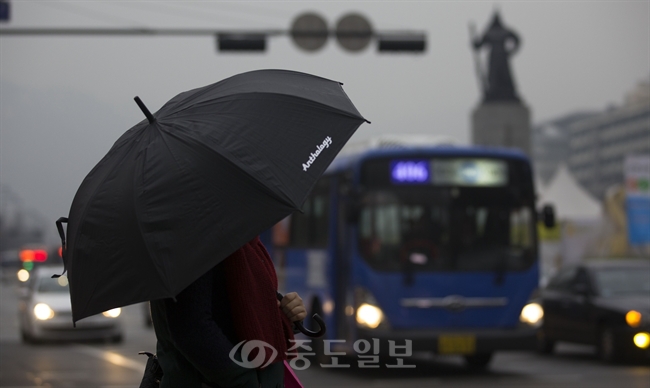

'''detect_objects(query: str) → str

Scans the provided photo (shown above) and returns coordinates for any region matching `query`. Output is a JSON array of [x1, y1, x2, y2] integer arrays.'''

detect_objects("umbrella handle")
[[276, 292, 326, 338], [52, 217, 69, 279], [56, 217, 68, 248]]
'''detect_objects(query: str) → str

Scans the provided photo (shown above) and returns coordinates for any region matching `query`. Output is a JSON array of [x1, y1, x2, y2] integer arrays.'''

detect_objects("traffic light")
[[0, 1, 9, 22], [291, 12, 427, 54], [378, 33, 426, 52], [217, 33, 266, 52]]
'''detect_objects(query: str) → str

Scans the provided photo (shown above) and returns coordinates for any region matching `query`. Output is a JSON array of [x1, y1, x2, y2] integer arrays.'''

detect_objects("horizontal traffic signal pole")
[[0, 27, 423, 39], [0, 27, 426, 52], [0, 28, 287, 36]]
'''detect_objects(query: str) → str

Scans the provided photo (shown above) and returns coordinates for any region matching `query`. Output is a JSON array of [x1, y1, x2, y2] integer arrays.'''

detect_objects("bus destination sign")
[[390, 159, 507, 186]]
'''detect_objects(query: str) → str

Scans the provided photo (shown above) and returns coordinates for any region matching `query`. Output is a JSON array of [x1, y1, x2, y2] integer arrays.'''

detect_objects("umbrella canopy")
[[61, 69, 368, 322]]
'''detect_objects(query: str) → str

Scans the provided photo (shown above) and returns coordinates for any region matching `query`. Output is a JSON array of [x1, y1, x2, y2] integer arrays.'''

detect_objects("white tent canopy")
[[538, 164, 602, 220]]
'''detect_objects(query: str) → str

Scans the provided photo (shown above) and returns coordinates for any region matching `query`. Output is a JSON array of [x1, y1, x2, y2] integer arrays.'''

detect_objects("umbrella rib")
[[131, 131, 182, 297]]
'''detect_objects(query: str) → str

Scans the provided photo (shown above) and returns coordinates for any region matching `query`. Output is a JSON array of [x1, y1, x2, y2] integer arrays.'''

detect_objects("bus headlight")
[[354, 287, 389, 329], [356, 303, 384, 329], [102, 308, 122, 318], [520, 302, 543, 327], [34, 303, 55, 320]]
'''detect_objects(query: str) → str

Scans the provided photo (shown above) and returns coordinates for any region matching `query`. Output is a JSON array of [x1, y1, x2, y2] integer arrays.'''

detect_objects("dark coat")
[[150, 262, 284, 388]]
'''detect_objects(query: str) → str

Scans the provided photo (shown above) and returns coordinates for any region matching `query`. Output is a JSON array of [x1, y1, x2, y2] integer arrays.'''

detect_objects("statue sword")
[[469, 22, 488, 95]]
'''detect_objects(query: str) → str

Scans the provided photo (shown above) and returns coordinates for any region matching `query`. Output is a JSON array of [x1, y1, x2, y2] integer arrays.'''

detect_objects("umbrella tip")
[[134, 96, 156, 124]]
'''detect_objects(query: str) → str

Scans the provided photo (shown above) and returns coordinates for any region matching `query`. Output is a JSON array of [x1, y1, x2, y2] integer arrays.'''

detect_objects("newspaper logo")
[[229, 340, 278, 369]]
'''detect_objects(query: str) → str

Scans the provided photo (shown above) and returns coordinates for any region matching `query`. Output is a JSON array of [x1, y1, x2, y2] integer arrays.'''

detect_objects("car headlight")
[[102, 308, 121, 318], [33, 303, 55, 320], [17, 269, 30, 282], [633, 332, 650, 349], [626, 310, 642, 328], [520, 302, 544, 327]]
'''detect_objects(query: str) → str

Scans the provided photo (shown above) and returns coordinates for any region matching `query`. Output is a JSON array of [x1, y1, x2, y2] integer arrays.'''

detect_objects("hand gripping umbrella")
[[55, 69, 369, 324]]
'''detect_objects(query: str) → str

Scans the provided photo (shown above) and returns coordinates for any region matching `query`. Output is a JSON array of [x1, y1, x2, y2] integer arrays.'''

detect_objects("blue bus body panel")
[[355, 257, 538, 329], [282, 248, 338, 338], [279, 247, 538, 335]]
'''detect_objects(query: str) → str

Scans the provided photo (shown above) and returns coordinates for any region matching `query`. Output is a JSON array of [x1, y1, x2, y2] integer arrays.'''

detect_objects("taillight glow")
[[33, 250, 47, 262], [20, 249, 47, 262], [20, 250, 34, 262]]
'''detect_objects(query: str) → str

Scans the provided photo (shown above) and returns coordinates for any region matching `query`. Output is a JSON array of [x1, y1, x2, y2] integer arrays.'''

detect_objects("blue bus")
[[266, 142, 550, 368]]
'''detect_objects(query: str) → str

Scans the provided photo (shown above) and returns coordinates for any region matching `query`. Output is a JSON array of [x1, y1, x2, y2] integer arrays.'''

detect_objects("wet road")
[[1, 276, 648, 388]]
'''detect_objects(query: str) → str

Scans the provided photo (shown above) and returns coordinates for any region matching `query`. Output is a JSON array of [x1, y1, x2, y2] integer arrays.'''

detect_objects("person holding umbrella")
[[55, 69, 368, 387], [150, 235, 306, 387]]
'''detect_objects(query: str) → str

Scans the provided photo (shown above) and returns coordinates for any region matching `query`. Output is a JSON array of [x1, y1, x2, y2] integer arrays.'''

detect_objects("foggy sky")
[[1, 1, 648, 244]]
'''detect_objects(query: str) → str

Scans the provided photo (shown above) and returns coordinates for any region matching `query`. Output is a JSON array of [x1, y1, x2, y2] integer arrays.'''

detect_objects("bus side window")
[[509, 207, 532, 248]]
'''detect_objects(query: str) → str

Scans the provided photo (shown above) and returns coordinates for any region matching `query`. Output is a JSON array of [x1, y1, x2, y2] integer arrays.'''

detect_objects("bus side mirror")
[[540, 204, 555, 229]]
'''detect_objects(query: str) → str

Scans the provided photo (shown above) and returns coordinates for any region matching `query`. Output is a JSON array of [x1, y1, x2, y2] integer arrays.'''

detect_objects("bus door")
[[332, 172, 360, 345], [274, 177, 339, 338]]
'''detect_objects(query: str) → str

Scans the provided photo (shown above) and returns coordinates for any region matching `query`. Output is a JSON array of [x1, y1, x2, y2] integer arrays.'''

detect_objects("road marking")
[[73, 345, 146, 372]]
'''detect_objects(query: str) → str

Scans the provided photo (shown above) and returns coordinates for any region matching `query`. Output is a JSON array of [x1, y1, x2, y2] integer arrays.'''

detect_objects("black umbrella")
[[56, 69, 368, 323]]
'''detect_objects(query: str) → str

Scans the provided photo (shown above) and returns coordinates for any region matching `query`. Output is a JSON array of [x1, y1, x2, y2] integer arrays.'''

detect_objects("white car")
[[18, 266, 124, 343]]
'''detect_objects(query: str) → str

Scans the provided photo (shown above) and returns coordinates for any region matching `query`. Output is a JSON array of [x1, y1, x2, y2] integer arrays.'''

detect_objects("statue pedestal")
[[471, 101, 531, 157]]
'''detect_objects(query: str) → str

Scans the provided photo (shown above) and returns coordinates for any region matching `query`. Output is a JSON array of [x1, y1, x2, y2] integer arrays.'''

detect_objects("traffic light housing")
[[378, 33, 426, 52], [217, 34, 266, 52]]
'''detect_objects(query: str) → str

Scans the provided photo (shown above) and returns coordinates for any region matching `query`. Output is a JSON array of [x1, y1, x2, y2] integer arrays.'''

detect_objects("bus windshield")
[[357, 157, 535, 272]]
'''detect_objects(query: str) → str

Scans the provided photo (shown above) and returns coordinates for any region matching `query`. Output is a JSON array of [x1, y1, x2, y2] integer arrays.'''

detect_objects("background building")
[[532, 112, 597, 184], [567, 80, 650, 200], [534, 80, 650, 262], [532, 80, 650, 199]]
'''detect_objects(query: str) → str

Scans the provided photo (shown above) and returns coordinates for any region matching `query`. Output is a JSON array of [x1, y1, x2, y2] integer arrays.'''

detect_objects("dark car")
[[536, 259, 650, 363]]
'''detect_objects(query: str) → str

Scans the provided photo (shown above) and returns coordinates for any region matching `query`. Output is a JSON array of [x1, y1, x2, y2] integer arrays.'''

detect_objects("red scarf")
[[223, 236, 295, 365]]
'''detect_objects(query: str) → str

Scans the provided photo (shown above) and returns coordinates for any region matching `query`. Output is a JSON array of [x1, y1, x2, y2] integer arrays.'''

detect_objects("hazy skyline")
[[1, 1, 648, 244]]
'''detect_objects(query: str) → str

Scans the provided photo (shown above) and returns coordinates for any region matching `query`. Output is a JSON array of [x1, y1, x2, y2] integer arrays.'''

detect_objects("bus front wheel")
[[463, 353, 493, 369]]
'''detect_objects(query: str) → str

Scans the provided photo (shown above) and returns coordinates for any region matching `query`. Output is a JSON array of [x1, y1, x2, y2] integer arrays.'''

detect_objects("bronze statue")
[[471, 12, 521, 102]]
